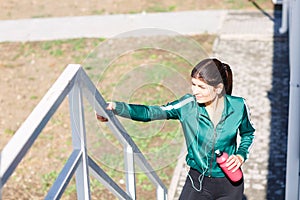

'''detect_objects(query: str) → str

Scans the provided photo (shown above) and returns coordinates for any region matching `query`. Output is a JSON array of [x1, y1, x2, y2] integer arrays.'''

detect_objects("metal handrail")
[[0, 64, 167, 200]]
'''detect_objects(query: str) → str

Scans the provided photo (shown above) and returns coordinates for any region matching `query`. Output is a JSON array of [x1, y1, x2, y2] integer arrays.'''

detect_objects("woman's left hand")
[[95, 102, 116, 122], [226, 154, 244, 172]]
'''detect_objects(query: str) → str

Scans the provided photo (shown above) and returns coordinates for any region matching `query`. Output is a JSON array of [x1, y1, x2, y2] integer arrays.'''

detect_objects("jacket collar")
[[223, 95, 235, 117], [198, 95, 235, 120]]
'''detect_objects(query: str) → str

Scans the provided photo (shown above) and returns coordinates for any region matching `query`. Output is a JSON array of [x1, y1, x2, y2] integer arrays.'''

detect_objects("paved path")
[[0, 9, 288, 200], [0, 10, 225, 42]]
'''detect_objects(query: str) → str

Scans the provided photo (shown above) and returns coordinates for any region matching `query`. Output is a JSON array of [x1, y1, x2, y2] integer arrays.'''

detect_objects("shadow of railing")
[[266, 7, 289, 200]]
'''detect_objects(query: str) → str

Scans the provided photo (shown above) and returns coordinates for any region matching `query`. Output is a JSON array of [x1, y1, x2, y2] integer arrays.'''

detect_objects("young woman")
[[97, 58, 255, 200]]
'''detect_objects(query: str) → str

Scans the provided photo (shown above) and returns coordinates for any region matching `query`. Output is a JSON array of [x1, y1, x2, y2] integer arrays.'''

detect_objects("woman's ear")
[[215, 83, 224, 94]]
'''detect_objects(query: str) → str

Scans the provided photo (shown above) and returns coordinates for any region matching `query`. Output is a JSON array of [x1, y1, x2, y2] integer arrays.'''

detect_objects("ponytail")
[[222, 63, 233, 95]]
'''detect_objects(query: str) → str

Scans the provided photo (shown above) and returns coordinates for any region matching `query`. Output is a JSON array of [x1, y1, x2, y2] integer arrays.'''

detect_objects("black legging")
[[179, 168, 244, 200]]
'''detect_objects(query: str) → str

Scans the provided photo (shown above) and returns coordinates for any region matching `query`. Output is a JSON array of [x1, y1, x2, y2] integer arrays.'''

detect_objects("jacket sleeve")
[[236, 102, 255, 161], [113, 100, 180, 122]]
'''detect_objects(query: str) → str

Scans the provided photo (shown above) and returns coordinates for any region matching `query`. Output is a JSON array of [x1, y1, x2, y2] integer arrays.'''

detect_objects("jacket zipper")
[[209, 126, 217, 177], [208, 111, 234, 177]]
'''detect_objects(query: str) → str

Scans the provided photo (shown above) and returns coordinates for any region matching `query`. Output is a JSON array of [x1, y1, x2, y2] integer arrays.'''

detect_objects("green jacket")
[[113, 94, 255, 177]]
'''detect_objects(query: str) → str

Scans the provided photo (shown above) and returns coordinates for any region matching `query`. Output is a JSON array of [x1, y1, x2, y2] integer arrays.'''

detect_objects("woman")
[[97, 58, 255, 199]]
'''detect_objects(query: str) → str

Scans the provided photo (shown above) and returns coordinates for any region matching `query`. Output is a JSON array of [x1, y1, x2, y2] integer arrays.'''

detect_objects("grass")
[[146, 4, 177, 13], [135, 0, 273, 14], [0, 34, 215, 199], [41, 171, 59, 192], [4, 128, 15, 135], [30, 95, 38, 100], [0, 0, 274, 21]]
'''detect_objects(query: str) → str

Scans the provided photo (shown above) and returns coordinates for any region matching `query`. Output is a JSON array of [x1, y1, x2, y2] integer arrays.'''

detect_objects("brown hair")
[[191, 58, 233, 95]]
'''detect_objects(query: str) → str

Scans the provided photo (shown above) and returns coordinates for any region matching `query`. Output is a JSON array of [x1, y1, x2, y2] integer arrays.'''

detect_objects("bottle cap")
[[215, 149, 222, 157]]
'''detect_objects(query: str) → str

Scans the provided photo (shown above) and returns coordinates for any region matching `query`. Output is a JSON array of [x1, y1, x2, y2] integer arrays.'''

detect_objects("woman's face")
[[191, 78, 218, 104]]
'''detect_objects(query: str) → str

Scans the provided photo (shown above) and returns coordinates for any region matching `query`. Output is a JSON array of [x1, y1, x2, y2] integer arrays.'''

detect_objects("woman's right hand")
[[95, 102, 116, 122]]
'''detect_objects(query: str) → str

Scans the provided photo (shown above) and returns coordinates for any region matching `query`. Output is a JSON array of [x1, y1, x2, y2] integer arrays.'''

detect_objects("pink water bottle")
[[215, 150, 243, 182]]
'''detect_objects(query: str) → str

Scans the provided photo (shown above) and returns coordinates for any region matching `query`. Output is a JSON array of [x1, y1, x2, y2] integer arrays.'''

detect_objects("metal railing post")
[[157, 186, 167, 200], [69, 79, 91, 200], [45, 150, 82, 200], [124, 145, 136, 199]]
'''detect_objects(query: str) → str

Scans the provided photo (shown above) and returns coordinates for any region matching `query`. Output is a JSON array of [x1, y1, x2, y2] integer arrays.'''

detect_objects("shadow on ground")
[[267, 6, 289, 200]]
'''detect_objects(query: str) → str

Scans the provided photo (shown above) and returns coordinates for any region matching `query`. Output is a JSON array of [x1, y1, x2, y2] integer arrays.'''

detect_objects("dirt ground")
[[0, 0, 273, 20], [0, 0, 274, 199]]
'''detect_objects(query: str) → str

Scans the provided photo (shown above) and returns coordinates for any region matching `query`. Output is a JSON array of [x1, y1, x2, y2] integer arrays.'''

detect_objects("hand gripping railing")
[[0, 64, 168, 200]]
